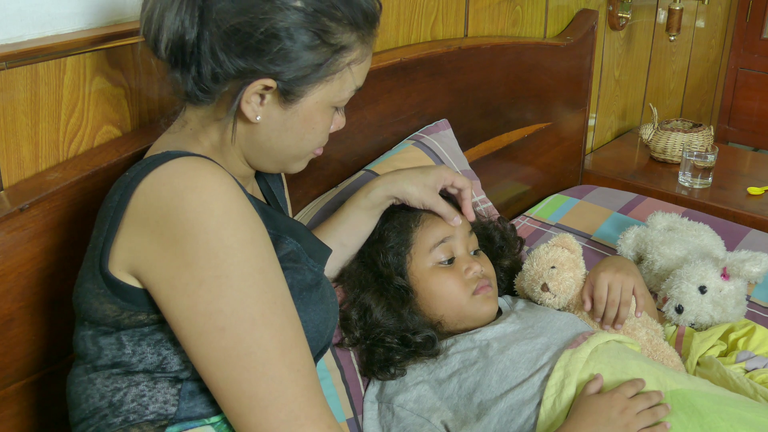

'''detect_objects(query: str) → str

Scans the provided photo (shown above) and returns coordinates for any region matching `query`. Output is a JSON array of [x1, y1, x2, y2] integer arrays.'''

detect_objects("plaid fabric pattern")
[[515, 185, 768, 326]]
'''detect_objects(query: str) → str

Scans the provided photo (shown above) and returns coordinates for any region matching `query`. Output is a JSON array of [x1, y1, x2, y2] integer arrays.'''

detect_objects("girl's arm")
[[582, 256, 660, 330], [114, 157, 343, 432], [313, 165, 475, 278], [557, 374, 670, 432]]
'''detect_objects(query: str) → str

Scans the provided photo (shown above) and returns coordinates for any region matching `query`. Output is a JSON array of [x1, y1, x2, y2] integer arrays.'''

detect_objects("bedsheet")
[[536, 332, 768, 432], [664, 319, 768, 404]]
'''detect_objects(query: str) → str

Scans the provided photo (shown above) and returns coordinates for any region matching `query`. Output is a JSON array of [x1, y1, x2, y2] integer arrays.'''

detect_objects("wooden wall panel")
[[467, 0, 546, 38], [642, 1, 699, 124], [374, 0, 466, 52], [547, 0, 607, 153], [0, 44, 176, 188], [593, 0, 658, 150], [711, 0, 741, 130], [681, 0, 734, 124]]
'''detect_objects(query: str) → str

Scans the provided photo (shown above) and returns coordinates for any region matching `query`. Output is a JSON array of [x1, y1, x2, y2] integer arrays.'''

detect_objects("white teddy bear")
[[617, 212, 768, 330]]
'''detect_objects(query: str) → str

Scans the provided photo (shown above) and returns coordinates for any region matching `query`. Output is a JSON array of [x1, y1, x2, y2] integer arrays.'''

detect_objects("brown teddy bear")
[[514, 233, 685, 372]]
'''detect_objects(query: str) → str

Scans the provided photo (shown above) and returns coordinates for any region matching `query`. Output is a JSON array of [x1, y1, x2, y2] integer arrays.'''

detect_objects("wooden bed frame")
[[0, 9, 597, 430]]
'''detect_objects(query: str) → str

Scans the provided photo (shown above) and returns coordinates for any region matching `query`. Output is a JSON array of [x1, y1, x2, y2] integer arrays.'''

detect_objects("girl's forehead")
[[413, 215, 473, 250]]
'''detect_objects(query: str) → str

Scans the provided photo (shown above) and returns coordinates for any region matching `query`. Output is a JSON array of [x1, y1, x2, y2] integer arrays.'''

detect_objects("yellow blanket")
[[536, 332, 768, 432], [664, 319, 768, 404]]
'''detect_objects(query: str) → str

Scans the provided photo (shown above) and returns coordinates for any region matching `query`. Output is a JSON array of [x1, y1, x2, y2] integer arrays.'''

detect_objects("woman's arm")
[[313, 165, 475, 278], [114, 157, 343, 432]]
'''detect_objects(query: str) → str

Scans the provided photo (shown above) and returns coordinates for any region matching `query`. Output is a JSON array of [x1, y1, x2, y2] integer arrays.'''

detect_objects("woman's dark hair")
[[141, 0, 382, 109], [336, 197, 525, 381]]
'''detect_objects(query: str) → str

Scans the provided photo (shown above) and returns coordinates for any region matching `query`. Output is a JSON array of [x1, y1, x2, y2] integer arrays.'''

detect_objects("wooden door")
[[744, 0, 768, 56], [718, 0, 768, 150]]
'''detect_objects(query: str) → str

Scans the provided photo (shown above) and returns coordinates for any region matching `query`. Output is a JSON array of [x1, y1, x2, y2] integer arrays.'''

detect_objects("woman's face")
[[407, 214, 500, 334], [242, 53, 373, 174]]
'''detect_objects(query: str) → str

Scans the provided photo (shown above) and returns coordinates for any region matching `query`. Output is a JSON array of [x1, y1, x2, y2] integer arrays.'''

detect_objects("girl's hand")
[[560, 374, 670, 432], [370, 165, 475, 226], [582, 256, 648, 330]]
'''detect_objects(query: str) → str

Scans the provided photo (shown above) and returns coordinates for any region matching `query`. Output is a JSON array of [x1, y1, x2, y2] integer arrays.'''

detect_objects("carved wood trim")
[[0, 21, 141, 69]]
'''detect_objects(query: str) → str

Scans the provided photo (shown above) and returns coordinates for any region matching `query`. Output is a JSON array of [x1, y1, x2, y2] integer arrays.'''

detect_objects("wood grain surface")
[[642, 0, 698, 124], [681, 0, 735, 125], [467, 0, 546, 37], [717, 0, 768, 148], [0, 21, 140, 69], [374, 0, 466, 52], [729, 68, 768, 137], [593, 0, 657, 150], [290, 11, 598, 214], [546, 0, 607, 153], [711, 0, 741, 129], [0, 44, 177, 188], [0, 123, 165, 431]]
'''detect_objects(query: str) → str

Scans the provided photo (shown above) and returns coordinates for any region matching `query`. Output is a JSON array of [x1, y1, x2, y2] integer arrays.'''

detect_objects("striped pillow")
[[297, 119, 498, 431]]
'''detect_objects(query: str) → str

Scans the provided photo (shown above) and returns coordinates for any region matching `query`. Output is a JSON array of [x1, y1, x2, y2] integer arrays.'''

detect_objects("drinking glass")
[[678, 142, 718, 188]]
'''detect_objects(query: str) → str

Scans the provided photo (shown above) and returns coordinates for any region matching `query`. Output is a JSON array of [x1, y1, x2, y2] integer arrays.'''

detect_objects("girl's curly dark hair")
[[336, 198, 525, 381]]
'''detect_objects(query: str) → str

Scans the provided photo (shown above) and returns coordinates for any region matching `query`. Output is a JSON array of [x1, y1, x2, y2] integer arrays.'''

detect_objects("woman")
[[67, 1, 474, 431]]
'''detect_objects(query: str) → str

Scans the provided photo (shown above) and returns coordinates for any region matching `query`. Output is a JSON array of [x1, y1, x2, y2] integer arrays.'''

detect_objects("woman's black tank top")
[[67, 151, 338, 431]]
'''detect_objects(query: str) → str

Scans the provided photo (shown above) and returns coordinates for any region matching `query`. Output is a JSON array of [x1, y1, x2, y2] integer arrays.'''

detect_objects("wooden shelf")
[[583, 130, 768, 232]]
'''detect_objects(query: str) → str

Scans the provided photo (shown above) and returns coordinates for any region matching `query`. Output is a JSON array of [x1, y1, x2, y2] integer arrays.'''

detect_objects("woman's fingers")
[[438, 168, 474, 222], [425, 194, 463, 226]]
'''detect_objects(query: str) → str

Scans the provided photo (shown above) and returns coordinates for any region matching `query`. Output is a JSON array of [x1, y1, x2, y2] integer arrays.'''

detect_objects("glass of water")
[[678, 142, 718, 188]]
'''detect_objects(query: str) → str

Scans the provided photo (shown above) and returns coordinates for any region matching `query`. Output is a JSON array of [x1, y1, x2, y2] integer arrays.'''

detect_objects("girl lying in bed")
[[336, 198, 768, 432]]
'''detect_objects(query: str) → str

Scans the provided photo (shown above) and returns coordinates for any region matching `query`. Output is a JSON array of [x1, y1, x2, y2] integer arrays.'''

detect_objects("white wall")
[[0, 0, 142, 45]]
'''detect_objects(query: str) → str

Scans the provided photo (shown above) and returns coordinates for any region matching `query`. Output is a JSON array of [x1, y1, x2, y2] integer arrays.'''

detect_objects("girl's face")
[[407, 214, 500, 334]]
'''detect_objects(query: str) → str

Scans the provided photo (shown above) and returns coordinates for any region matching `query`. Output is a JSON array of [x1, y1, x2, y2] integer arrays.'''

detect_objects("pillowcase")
[[295, 119, 498, 228], [299, 119, 498, 432]]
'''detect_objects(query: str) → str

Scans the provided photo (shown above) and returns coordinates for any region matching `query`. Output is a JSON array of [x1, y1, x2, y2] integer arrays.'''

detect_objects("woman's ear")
[[239, 78, 279, 124]]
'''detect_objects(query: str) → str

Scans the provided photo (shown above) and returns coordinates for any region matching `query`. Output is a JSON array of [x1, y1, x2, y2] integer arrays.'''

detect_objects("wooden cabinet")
[[718, 0, 768, 150]]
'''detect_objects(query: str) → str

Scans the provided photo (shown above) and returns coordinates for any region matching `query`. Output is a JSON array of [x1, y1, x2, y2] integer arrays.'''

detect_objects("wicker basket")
[[638, 104, 714, 164]]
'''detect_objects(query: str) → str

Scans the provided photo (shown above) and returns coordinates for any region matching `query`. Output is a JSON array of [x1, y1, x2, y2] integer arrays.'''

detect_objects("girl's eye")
[[334, 106, 346, 116], [471, 249, 483, 256], [439, 257, 456, 266]]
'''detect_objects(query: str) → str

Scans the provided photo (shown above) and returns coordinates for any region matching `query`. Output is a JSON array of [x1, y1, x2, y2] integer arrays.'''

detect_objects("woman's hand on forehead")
[[380, 166, 475, 226]]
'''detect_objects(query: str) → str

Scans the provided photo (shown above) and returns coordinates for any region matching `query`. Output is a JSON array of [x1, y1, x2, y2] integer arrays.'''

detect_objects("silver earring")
[[256, 115, 262, 122]]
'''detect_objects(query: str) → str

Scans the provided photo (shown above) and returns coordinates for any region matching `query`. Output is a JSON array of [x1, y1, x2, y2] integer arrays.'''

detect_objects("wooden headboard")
[[0, 9, 597, 430]]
